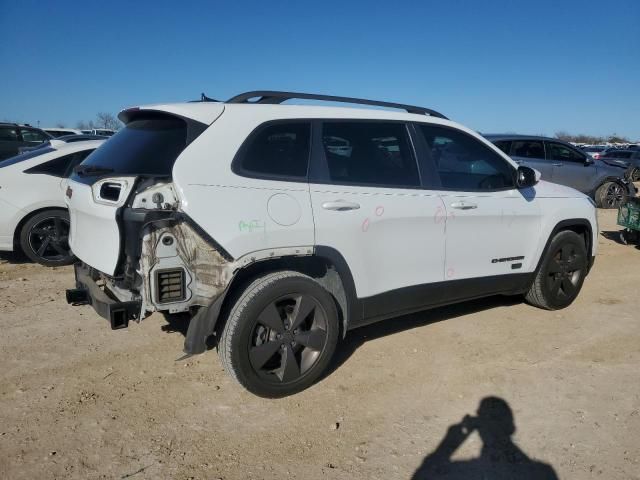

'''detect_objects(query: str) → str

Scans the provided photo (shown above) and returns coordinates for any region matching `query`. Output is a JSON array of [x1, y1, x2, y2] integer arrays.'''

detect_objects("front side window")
[[321, 122, 419, 187], [236, 122, 311, 179], [546, 142, 585, 162], [511, 140, 545, 159], [418, 125, 514, 191], [21, 129, 48, 143]]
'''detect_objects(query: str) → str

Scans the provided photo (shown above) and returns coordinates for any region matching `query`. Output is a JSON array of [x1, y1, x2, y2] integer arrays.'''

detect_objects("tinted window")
[[321, 122, 419, 187], [0, 146, 55, 168], [547, 142, 585, 162], [607, 151, 632, 159], [21, 129, 48, 142], [237, 122, 310, 178], [512, 140, 545, 159], [418, 125, 514, 191], [73, 117, 187, 178], [24, 151, 92, 177], [493, 140, 512, 154], [0, 127, 18, 141]]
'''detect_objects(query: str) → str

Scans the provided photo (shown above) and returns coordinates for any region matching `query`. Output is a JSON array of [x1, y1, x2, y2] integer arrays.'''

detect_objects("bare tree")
[[95, 112, 121, 130]]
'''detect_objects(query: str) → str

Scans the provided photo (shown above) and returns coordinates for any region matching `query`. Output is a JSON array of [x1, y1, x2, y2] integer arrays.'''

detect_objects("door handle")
[[450, 201, 477, 210], [321, 200, 361, 211]]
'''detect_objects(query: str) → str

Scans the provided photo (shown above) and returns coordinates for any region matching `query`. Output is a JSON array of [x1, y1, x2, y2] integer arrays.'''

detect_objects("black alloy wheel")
[[544, 243, 586, 302], [19, 209, 75, 266], [219, 271, 339, 397], [249, 293, 329, 384]]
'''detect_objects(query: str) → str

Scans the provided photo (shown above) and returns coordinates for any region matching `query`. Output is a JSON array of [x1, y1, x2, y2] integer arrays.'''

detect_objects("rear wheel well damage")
[[184, 251, 355, 355]]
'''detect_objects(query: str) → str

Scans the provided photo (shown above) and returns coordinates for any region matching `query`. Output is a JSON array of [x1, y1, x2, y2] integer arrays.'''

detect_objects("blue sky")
[[1, 0, 638, 139]]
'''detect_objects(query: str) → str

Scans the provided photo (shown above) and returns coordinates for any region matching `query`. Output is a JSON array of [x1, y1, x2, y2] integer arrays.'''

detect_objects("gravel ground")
[[0, 208, 639, 479]]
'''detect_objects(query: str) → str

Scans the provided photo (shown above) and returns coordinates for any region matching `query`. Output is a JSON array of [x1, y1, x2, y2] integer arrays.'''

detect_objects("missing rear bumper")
[[66, 263, 141, 330]]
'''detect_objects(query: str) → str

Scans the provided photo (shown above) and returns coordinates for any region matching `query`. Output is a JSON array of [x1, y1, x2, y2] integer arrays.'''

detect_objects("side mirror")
[[584, 156, 594, 166], [516, 166, 538, 188]]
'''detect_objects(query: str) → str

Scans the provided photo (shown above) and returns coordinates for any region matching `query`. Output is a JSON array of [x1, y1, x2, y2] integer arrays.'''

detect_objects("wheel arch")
[[534, 218, 594, 275], [12, 206, 68, 250], [205, 247, 358, 346]]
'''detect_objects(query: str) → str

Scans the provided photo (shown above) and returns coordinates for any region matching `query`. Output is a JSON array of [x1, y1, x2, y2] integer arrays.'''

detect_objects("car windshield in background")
[[0, 146, 55, 169], [583, 146, 606, 152], [73, 117, 187, 178]]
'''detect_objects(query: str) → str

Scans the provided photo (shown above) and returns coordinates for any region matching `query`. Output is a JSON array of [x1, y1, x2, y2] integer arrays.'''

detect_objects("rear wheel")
[[525, 230, 588, 310], [218, 271, 339, 398], [19, 209, 75, 267], [595, 181, 627, 209]]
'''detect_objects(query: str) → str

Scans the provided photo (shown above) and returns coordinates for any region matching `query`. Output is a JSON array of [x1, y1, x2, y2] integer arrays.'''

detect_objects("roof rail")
[[226, 90, 448, 119]]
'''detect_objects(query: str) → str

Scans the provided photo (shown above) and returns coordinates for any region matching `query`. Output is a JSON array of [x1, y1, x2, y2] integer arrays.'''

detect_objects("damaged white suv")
[[65, 91, 598, 397]]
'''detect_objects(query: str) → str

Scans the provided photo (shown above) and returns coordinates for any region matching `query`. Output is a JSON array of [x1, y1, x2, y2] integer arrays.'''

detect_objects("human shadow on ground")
[[412, 396, 558, 480]]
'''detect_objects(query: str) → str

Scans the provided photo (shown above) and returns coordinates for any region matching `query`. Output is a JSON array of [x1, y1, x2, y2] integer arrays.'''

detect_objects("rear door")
[[309, 120, 445, 318], [415, 124, 541, 282], [545, 141, 592, 193], [509, 139, 553, 180]]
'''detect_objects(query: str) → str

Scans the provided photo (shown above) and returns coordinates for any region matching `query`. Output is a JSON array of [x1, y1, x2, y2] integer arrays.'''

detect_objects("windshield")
[[0, 146, 55, 169], [71, 117, 187, 180]]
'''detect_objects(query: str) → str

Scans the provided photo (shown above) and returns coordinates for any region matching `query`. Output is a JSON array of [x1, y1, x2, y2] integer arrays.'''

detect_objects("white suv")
[[64, 91, 598, 397]]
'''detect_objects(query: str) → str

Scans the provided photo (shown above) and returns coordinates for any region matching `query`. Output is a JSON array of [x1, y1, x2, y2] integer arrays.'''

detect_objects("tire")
[[630, 167, 640, 182], [595, 181, 628, 209], [18, 209, 75, 267], [218, 271, 339, 398], [525, 230, 588, 310]]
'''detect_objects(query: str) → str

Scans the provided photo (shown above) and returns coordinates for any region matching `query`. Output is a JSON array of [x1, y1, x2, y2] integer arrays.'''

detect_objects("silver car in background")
[[485, 135, 635, 208]]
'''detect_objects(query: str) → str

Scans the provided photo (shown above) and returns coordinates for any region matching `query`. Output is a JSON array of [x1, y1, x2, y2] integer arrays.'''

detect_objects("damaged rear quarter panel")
[[140, 221, 235, 313]]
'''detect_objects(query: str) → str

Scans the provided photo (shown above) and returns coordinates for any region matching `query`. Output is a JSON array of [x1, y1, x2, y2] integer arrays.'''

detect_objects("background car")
[[486, 134, 635, 208], [0, 123, 52, 161], [599, 149, 640, 181], [18, 134, 109, 154], [581, 145, 608, 159], [43, 128, 84, 138], [0, 139, 105, 265]]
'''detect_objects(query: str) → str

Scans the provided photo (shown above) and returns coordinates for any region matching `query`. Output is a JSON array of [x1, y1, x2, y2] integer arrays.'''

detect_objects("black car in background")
[[599, 149, 640, 181], [0, 123, 52, 160]]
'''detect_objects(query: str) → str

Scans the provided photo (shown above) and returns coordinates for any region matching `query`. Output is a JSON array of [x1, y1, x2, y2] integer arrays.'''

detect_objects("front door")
[[414, 124, 542, 285], [545, 141, 592, 193]]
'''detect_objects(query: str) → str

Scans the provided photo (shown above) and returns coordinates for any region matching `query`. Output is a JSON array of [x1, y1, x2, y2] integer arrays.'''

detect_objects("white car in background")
[[43, 128, 84, 138], [0, 139, 105, 266]]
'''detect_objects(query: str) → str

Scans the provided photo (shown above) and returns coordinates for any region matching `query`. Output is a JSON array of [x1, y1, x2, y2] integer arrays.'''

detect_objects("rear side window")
[[73, 116, 187, 178], [25, 149, 94, 177], [493, 140, 512, 154], [417, 125, 514, 191], [234, 122, 311, 179], [0, 127, 18, 141], [0, 146, 55, 168], [512, 140, 545, 159], [321, 122, 420, 188], [546, 142, 585, 162], [609, 151, 632, 159]]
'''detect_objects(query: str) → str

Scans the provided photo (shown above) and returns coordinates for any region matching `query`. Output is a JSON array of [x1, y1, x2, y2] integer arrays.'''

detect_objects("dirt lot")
[[1, 208, 639, 479]]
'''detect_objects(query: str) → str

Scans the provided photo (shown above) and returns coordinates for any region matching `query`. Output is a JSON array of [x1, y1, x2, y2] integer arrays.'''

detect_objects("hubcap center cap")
[[282, 331, 294, 344]]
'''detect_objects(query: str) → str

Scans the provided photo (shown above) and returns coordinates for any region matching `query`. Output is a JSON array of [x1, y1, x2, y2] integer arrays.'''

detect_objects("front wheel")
[[19, 209, 75, 267], [525, 230, 588, 310], [630, 167, 640, 182], [218, 271, 339, 398], [595, 181, 627, 209]]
